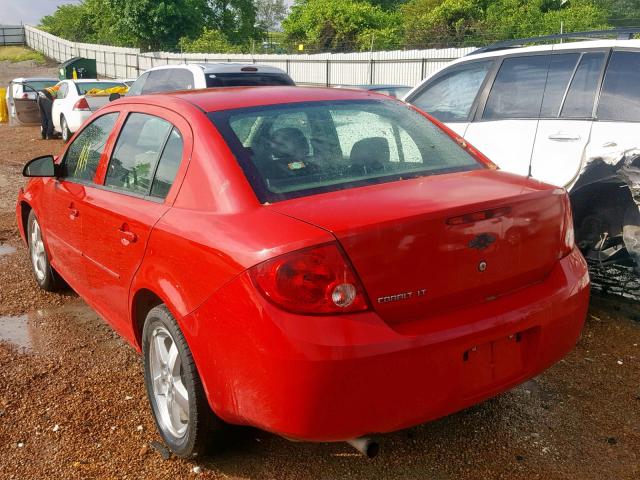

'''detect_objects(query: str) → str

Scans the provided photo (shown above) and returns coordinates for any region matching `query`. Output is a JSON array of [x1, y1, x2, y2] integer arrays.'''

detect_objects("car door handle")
[[548, 133, 581, 141], [118, 226, 137, 245], [68, 204, 79, 219], [602, 141, 618, 148]]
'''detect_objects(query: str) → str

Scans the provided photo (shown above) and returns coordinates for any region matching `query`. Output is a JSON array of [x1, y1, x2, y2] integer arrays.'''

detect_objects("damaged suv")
[[405, 30, 640, 296]]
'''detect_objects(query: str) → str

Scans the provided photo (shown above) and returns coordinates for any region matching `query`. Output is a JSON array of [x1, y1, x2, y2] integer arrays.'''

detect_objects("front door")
[[12, 83, 41, 125], [39, 112, 120, 290], [80, 110, 187, 334]]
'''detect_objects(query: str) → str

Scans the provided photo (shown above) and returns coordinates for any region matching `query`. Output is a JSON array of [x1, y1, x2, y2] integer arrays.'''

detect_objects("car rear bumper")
[[182, 248, 590, 442]]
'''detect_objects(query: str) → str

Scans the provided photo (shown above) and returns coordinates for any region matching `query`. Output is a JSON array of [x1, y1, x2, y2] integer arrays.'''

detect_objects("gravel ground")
[[0, 61, 639, 480]]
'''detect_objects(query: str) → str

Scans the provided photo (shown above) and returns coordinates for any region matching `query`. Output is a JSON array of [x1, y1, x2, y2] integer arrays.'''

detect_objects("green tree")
[[208, 0, 262, 44], [40, 4, 96, 42], [109, 0, 210, 50], [283, 0, 403, 51], [255, 0, 289, 31], [179, 28, 242, 52]]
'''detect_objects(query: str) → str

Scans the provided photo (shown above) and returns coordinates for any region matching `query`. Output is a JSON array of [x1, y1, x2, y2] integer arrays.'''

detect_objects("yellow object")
[[45, 85, 60, 99], [0, 88, 8, 123], [72, 67, 78, 80], [298, 44, 304, 52], [85, 86, 129, 96]]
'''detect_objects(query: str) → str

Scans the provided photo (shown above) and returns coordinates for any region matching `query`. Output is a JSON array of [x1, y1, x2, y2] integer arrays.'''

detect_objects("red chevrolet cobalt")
[[17, 87, 589, 457]]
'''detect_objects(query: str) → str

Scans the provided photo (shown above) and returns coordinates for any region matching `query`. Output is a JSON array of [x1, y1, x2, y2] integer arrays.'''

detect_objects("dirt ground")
[[0, 60, 639, 480]]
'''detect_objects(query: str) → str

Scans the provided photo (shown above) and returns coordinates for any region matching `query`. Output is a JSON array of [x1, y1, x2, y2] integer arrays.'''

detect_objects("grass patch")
[[0, 46, 46, 64]]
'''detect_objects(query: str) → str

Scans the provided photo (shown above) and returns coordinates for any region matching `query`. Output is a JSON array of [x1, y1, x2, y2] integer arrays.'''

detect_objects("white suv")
[[405, 31, 640, 284], [126, 63, 295, 96]]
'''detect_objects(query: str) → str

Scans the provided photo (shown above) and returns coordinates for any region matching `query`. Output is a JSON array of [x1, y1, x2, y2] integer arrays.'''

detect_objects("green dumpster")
[[59, 57, 98, 80]]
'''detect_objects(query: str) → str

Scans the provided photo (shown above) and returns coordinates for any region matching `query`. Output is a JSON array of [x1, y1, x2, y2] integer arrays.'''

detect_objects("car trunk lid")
[[268, 170, 565, 324]]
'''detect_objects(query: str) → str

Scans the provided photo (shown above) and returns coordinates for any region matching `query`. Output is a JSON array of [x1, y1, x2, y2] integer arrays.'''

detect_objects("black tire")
[[27, 210, 66, 291], [61, 116, 71, 143], [142, 305, 220, 457]]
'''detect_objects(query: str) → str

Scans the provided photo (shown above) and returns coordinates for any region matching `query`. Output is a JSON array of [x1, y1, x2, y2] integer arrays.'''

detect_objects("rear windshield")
[[75, 82, 125, 94], [209, 100, 482, 202], [205, 73, 294, 88]]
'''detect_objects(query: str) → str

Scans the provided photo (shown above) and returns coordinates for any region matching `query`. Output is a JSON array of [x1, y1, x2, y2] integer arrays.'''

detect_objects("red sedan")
[[17, 87, 590, 457]]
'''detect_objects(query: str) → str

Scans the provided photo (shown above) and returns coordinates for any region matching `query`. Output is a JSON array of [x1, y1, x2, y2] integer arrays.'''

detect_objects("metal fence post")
[[421, 58, 427, 80], [369, 58, 375, 84], [326, 59, 330, 87]]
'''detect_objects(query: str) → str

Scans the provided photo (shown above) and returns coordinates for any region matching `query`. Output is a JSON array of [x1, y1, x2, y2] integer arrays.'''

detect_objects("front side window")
[[560, 52, 605, 118], [410, 61, 492, 122], [57, 83, 69, 99], [63, 113, 118, 182], [210, 100, 482, 202], [105, 113, 173, 195], [597, 51, 640, 122], [483, 55, 550, 120]]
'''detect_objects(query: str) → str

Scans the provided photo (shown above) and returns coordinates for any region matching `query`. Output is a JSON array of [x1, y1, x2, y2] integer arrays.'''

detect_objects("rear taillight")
[[559, 192, 575, 259], [249, 243, 369, 315], [73, 97, 90, 111]]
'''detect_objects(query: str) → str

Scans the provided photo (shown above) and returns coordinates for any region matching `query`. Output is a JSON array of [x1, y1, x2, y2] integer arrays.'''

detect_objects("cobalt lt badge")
[[478, 260, 487, 272]]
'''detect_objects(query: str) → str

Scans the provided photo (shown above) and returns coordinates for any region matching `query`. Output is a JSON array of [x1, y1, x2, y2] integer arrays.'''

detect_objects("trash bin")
[[59, 57, 98, 80]]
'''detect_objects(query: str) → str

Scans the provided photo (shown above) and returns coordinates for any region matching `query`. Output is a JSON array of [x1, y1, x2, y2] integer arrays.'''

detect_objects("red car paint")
[[16, 87, 590, 442]]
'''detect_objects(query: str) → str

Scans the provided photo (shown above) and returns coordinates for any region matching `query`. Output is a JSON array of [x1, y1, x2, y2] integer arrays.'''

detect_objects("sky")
[[1, 0, 295, 26], [1, 0, 81, 26]]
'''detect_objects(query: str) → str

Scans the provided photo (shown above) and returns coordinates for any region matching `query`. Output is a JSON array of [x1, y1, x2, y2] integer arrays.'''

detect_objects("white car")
[[125, 63, 294, 96], [404, 31, 640, 280], [6, 77, 58, 124], [52, 79, 126, 142]]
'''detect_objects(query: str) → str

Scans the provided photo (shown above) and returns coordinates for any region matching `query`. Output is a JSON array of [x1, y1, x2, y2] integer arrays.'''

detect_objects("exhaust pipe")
[[346, 437, 379, 458]]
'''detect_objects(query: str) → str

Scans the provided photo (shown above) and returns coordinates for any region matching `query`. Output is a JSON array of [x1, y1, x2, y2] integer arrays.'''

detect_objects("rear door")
[[79, 107, 189, 333], [530, 50, 608, 187], [407, 59, 494, 137], [464, 54, 552, 177], [589, 49, 640, 165], [12, 82, 41, 125], [39, 113, 120, 289]]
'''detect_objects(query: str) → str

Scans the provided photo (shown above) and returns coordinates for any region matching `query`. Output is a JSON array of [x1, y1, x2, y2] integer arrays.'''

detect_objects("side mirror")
[[109, 92, 122, 102], [23, 155, 56, 177]]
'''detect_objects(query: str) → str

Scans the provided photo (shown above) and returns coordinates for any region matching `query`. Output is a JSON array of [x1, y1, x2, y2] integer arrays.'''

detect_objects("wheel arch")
[[19, 200, 32, 244]]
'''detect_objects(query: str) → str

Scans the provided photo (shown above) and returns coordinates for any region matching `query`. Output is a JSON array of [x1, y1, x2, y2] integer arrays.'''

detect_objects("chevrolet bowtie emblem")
[[468, 233, 497, 250]]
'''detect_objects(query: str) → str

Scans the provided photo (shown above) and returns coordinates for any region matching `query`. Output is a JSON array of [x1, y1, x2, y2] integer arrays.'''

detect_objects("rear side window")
[[205, 73, 294, 87], [483, 55, 549, 120], [597, 51, 640, 122], [142, 69, 195, 94], [410, 61, 492, 122], [127, 72, 148, 96], [63, 113, 118, 182], [560, 52, 605, 118], [24, 80, 57, 92], [105, 113, 173, 195], [539, 53, 580, 117], [210, 100, 482, 202], [151, 128, 184, 198]]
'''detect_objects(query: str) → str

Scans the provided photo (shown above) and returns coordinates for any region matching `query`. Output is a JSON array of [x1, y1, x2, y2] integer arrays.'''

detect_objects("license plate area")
[[461, 328, 538, 396]]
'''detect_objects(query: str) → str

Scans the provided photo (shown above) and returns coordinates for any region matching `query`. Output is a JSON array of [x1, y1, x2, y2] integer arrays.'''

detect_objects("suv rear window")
[[210, 100, 481, 203], [205, 73, 294, 88]]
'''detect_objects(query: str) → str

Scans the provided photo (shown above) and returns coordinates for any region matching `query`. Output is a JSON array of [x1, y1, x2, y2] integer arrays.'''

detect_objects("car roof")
[[144, 63, 288, 75], [11, 77, 58, 82], [120, 86, 395, 113]]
